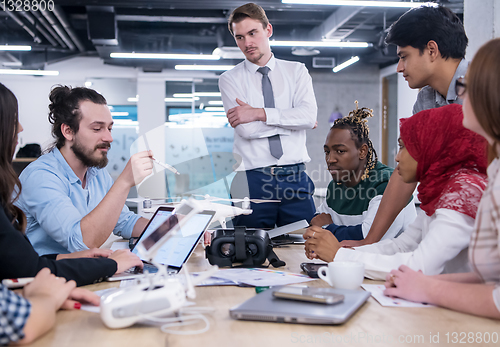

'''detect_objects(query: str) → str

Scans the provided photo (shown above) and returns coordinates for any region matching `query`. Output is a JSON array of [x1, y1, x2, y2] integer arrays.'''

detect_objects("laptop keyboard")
[[125, 263, 159, 274], [124, 263, 179, 275]]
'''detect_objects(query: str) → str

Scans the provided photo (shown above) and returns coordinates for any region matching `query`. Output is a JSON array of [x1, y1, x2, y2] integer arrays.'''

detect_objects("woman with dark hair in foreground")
[[0, 82, 141, 344]]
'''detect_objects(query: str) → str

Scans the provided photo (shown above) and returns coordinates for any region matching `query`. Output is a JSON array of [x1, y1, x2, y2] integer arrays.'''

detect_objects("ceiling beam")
[[117, 15, 227, 24], [30, 10, 67, 48], [0, 3, 42, 44], [329, 12, 379, 41], [40, 9, 77, 50], [309, 6, 364, 40], [17, 11, 59, 47], [53, 5, 86, 52], [71, 14, 227, 24]]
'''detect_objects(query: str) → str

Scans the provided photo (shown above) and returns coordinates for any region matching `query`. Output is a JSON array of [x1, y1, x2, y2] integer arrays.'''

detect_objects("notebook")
[[108, 206, 215, 281], [230, 286, 370, 325]]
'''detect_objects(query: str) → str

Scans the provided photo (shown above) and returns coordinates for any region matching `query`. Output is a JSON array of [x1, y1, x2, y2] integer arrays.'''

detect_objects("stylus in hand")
[[152, 157, 180, 175]]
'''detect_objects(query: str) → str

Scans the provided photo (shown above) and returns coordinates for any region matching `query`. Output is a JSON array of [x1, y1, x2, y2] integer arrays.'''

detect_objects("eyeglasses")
[[456, 76, 467, 98]]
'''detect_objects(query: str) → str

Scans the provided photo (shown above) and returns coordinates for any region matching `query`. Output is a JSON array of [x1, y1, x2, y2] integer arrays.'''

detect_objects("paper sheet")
[[361, 284, 434, 308], [118, 274, 239, 287], [212, 268, 315, 287]]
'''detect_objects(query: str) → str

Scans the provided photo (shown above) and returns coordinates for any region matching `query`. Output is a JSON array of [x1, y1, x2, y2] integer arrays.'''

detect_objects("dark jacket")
[[0, 206, 116, 286]]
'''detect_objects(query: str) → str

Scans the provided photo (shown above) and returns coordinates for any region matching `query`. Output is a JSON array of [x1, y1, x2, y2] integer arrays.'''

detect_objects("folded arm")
[[263, 64, 317, 131], [219, 65, 317, 139]]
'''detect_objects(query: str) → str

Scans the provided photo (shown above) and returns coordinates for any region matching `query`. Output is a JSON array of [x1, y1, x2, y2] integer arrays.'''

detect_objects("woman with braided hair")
[[304, 103, 487, 280], [310, 101, 416, 242]]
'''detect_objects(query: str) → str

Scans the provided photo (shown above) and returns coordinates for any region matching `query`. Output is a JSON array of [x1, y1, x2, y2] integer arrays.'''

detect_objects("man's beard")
[[71, 138, 110, 169], [245, 47, 264, 65], [246, 50, 264, 64]]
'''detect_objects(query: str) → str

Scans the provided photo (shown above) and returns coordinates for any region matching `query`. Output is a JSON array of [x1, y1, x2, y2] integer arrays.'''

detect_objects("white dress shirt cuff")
[[264, 108, 281, 126]]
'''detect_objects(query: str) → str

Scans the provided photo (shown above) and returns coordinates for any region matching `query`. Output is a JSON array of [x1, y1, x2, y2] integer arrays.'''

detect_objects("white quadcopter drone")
[[100, 199, 218, 329], [139, 194, 280, 228]]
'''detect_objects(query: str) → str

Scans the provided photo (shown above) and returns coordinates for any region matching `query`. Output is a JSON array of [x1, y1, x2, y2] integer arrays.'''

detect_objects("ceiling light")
[[110, 52, 220, 60], [282, 0, 438, 8], [201, 112, 226, 117], [270, 40, 371, 48], [173, 92, 221, 98], [0, 69, 59, 76], [2, 62, 22, 67], [84, 81, 93, 88], [114, 119, 138, 126], [175, 65, 235, 71], [333, 56, 359, 73], [292, 47, 321, 56], [111, 112, 130, 117], [205, 107, 225, 112], [128, 96, 200, 102], [212, 47, 245, 59], [208, 100, 224, 105], [165, 98, 199, 102], [0, 45, 31, 51]]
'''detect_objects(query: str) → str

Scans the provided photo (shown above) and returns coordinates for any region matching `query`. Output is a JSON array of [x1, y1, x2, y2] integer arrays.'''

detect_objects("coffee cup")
[[317, 261, 364, 290]]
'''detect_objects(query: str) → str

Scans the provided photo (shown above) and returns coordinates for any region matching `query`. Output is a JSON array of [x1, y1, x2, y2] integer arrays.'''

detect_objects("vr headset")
[[205, 227, 285, 268]]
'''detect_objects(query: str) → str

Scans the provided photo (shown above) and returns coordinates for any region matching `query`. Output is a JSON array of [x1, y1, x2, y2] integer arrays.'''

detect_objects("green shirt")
[[326, 161, 393, 216]]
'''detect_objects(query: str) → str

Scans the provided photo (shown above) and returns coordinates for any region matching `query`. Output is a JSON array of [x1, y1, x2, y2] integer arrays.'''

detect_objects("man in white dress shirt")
[[219, 3, 318, 228]]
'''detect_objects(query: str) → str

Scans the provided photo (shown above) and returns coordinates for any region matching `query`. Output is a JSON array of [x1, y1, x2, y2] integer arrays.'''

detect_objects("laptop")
[[108, 206, 215, 281], [230, 286, 370, 325], [266, 219, 309, 245]]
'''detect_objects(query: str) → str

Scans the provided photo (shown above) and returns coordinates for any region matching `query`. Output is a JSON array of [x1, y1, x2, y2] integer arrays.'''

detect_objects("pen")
[[2, 277, 35, 289], [152, 157, 180, 175]]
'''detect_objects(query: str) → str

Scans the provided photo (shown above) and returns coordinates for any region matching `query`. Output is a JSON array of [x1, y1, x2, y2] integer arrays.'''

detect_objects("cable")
[[138, 306, 215, 335], [182, 307, 216, 314], [124, 256, 217, 335], [160, 314, 210, 335]]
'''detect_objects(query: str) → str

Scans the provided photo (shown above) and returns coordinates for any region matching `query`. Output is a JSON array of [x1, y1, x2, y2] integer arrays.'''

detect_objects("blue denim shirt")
[[16, 148, 139, 255]]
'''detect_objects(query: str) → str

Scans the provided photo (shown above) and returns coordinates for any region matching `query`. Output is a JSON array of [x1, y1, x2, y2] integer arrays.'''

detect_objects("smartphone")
[[273, 286, 344, 305], [300, 262, 327, 278]]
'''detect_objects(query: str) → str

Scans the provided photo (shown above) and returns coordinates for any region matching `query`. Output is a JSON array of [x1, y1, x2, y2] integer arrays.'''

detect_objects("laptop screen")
[[132, 207, 214, 269]]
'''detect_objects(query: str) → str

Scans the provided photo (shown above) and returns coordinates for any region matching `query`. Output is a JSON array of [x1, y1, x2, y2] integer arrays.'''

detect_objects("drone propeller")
[[232, 198, 280, 203], [193, 194, 280, 204], [140, 197, 182, 202]]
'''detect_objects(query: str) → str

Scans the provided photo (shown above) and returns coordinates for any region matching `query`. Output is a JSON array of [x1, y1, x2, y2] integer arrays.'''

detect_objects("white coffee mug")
[[317, 261, 364, 290]]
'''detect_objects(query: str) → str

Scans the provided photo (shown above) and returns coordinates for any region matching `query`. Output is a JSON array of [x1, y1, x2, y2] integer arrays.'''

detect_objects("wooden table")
[[31, 245, 500, 347]]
